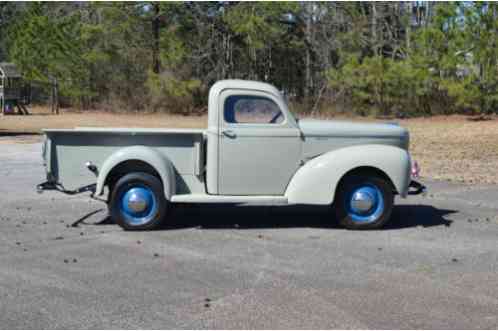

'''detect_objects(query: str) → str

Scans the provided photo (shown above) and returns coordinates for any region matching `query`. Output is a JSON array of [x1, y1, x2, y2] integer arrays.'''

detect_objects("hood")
[[298, 119, 410, 158], [298, 119, 408, 139]]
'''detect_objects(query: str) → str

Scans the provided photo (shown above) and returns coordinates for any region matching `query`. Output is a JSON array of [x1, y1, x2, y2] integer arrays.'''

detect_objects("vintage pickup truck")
[[37, 80, 426, 230]]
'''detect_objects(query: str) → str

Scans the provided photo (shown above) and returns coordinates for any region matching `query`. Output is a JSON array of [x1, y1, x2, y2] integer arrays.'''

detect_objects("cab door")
[[218, 90, 301, 195]]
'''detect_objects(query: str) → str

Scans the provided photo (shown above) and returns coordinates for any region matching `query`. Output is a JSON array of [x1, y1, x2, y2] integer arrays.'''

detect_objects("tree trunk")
[[304, 2, 312, 108], [405, 5, 411, 53], [152, 3, 160, 74], [371, 3, 378, 55], [52, 78, 59, 115]]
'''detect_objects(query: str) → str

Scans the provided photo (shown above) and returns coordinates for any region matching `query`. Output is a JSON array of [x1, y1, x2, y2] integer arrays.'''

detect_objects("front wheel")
[[334, 175, 394, 230], [109, 172, 168, 231]]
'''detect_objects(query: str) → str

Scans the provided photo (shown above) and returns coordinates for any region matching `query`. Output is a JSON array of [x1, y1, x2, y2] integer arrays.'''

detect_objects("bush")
[[146, 70, 201, 114]]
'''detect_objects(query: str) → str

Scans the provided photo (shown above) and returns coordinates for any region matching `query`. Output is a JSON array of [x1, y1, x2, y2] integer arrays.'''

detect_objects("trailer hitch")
[[36, 181, 96, 196]]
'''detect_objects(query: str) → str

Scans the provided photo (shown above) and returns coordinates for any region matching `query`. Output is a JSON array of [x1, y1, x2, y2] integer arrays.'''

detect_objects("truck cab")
[[205, 80, 302, 196], [38, 80, 425, 231]]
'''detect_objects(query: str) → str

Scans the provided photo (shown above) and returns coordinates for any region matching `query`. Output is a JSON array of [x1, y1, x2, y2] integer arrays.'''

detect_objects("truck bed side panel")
[[44, 130, 206, 195]]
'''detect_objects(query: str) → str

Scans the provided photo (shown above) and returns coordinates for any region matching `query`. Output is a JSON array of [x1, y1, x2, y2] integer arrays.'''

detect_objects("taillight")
[[411, 160, 420, 178]]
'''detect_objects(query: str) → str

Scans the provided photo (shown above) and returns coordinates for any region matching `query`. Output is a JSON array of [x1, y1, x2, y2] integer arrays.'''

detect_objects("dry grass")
[[0, 106, 207, 132], [1, 107, 497, 185], [399, 115, 498, 185]]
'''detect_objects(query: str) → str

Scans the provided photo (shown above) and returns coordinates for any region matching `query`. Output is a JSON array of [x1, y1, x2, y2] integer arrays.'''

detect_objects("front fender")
[[95, 146, 176, 199], [285, 144, 411, 205]]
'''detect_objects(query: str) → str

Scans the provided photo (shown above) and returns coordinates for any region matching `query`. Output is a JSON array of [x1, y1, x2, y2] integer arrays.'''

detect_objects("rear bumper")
[[408, 180, 427, 196]]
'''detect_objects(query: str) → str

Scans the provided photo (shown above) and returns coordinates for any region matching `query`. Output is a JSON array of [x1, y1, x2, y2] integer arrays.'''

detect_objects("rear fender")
[[285, 144, 411, 205], [96, 146, 176, 199]]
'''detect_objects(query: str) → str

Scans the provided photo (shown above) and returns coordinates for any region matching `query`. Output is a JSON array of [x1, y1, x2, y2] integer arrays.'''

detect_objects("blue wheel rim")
[[120, 186, 158, 226], [346, 183, 384, 224]]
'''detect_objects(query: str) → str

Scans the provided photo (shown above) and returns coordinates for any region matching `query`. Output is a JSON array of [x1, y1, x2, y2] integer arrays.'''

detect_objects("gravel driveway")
[[1, 137, 497, 329]]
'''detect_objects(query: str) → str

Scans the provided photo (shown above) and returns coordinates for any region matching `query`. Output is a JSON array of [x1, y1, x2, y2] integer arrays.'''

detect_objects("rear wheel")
[[109, 172, 167, 231], [334, 175, 394, 230]]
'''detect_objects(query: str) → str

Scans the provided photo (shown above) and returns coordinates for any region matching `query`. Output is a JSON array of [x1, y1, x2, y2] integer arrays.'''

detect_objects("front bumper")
[[408, 180, 427, 196]]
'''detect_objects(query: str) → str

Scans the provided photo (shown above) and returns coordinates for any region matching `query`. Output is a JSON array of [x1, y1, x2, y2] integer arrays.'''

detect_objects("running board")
[[171, 194, 288, 204]]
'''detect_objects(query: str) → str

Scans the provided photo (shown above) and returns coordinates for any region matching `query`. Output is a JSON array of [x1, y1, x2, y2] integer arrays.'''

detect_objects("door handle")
[[222, 130, 236, 138]]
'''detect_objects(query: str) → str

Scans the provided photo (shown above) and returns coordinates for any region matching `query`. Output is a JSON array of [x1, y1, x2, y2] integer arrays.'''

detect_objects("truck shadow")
[[165, 204, 455, 230]]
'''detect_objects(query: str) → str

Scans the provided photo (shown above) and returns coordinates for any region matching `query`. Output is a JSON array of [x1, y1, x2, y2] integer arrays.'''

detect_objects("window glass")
[[224, 95, 284, 124]]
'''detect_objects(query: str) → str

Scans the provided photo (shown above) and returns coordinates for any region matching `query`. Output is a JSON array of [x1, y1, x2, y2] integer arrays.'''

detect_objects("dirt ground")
[[1, 106, 497, 185]]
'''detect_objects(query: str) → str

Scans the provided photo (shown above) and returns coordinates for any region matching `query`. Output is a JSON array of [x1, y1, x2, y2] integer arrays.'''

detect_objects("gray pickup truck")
[[37, 80, 425, 230]]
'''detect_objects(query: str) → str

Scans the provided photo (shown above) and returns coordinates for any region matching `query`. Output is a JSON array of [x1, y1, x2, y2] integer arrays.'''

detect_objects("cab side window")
[[224, 95, 284, 124]]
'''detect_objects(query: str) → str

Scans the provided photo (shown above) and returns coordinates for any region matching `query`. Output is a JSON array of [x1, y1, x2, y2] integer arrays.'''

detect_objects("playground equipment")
[[0, 62, 30, 115]]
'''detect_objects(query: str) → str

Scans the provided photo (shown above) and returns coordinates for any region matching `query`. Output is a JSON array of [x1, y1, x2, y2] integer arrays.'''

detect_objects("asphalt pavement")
[[0, 136, 497, 329]]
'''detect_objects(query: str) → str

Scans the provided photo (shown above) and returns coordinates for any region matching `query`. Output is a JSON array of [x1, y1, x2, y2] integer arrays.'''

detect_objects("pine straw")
[[1, 108, 497, 185]]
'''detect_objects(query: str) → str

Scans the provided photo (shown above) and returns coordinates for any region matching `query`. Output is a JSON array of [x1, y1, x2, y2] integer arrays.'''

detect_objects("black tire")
[[334, 175, 394, 230], [109, 172, 168, 231]]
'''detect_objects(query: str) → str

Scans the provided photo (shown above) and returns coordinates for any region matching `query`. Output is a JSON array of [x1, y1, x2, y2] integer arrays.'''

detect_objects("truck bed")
[[42, 127, 207, 195]]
